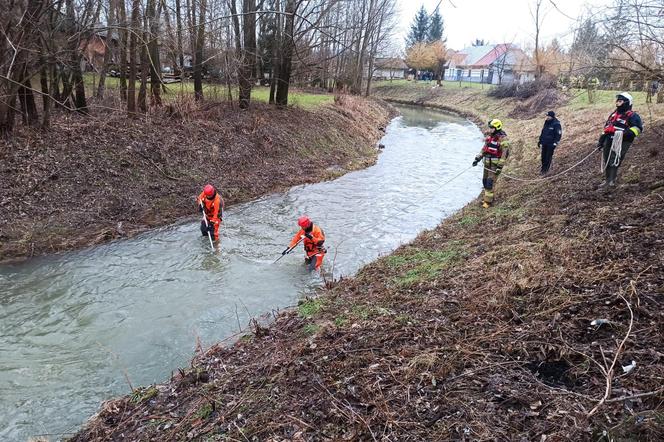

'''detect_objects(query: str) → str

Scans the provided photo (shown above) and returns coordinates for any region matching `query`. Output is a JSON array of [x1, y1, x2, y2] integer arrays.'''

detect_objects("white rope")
[[601, 130, 624, 173], [484, 147, 600, 183]]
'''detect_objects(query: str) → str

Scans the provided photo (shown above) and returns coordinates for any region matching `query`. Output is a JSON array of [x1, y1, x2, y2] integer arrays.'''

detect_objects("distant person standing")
[[537, 111, 563, 175], [646, 80, 659, 103], [587, 77, 599, 103]]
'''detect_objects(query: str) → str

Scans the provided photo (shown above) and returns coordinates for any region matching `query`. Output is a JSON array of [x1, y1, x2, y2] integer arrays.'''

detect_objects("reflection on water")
[[0, 105, 483, 440]]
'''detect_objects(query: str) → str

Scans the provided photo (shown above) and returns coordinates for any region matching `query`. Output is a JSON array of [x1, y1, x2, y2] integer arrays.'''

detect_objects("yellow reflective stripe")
[[629, 127, 640, 136]]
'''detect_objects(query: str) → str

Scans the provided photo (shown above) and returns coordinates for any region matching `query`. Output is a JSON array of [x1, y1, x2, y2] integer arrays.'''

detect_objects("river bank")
[[73, 84, 663, 440], [0, 95, 393, 262]]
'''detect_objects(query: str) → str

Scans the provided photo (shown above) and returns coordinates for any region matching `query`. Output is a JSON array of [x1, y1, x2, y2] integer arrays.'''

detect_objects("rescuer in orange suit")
[[283, 216, 326, 271], [197, 184, 224, 241]]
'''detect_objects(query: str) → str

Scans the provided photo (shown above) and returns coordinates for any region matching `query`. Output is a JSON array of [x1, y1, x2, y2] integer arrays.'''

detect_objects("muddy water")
[[0, 105, 483, 440]]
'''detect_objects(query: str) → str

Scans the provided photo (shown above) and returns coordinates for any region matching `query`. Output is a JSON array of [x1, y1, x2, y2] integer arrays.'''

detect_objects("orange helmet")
[[203, 184, 215, 197], [298, 215, 312, 229]]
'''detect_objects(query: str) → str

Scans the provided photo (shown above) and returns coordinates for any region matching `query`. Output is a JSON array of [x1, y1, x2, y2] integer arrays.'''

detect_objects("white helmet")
[[616, 92, 633, 106]]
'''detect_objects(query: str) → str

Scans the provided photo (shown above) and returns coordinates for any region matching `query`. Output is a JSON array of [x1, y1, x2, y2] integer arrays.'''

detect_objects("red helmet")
[[298, 215, 312, 229], [203, 184, 215, 197]]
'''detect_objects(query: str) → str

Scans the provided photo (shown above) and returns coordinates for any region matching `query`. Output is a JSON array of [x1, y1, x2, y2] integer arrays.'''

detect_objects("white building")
[[445, 44, 535, 85]]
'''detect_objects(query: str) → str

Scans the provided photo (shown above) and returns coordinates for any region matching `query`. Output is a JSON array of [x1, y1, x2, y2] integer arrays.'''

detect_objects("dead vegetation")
[[0, 96, 393, 262], [71, 89, 664, 441]]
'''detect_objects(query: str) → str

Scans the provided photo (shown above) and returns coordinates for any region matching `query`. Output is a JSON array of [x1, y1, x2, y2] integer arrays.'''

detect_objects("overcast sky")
[[396, 0, 612, 51]]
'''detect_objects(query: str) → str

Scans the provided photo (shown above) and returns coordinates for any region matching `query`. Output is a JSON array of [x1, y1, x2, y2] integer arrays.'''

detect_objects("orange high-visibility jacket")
[[197, 192, 224, 224], [289, 224, 325, 257]]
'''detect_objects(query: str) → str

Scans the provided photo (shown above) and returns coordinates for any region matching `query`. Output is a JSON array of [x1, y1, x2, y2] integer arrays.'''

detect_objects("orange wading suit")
[[198, 186, 224, 241], [288, 218, 326, 271]]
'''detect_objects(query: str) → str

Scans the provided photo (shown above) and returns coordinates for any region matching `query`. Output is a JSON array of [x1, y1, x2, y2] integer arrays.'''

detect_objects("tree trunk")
[[239, 0, 257, 109], [138, 12, 149, 112], [147, 0, 162, 106], [193, 0, 207, 100], [72, 61, 88, 112], [40, 55, 51, 128], [117, 0, 129, 101], [268, 0, 281, 104], [128, 0, 140, 114], [66, 0, 87, 112], [175, 0, 185, 73], [275, 0, 295, 107], [18, 69, 40, 126], [51, 64, 61, 108], [97, 0, 116, 99], [0, 93, 18, 137]]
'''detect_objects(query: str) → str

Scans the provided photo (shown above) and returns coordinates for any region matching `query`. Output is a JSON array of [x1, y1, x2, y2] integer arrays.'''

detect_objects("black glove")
[[304, 233, 313, 240], [597, 134, 606, 150], [537, 142, 542, 148], [623, 129, 635, 142], [495, 167, 502, 176], [282, 248, 290, 256], [207, 224, 214, 233], [198, 204, 204, 213]]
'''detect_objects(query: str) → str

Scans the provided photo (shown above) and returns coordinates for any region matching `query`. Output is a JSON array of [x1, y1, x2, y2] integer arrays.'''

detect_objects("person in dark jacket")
[[537, 111, 563, 175]]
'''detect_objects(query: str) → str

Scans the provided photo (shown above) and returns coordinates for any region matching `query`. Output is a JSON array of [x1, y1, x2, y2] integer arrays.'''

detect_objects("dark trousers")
[[602, 139, 632, 184], [541, 144, 555, 173]]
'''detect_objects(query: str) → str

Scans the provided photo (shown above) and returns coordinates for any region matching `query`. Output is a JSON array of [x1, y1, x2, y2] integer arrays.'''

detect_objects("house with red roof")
[[445, 44, 535, 85]]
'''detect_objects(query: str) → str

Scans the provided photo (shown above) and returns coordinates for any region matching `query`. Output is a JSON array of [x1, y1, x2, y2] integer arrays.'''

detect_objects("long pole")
[[273, 236, 304, 263], [199, 201, 215, 250]]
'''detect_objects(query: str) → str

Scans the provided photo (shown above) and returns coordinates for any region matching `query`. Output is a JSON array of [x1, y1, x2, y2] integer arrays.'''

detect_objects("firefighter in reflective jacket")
[[472, 119, 510, 208], [283, 216, 326, 271], [197, 184, 224, 241], [597, 92, 643, 187]]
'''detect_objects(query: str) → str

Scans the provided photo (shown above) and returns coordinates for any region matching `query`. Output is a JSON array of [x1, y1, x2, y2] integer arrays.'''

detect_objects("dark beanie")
[[547, 111, 555, 118]]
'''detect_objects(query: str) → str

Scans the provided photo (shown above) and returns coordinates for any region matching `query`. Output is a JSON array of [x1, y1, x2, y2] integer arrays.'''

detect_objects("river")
[[0, 104, 483, 440]]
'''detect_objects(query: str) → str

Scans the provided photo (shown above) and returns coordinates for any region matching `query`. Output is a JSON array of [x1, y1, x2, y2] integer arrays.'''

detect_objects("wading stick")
[[199, 200, 215, 251], [274, 236, 304, 263]]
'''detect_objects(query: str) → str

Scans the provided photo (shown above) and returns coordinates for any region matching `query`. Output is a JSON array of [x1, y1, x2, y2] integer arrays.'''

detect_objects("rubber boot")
[[607, 166, 618, 187]]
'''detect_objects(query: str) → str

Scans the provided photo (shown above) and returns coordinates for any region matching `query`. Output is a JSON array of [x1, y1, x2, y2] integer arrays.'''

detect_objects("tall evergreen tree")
[[571, 18, 609, 79], [406, 5, 429, 47], [427, 8, 444, 42]]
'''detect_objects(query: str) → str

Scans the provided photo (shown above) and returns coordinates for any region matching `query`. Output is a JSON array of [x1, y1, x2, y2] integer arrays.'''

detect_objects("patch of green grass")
[[334, 315, 348, 327], [297, 298, 325, 318], [82, 74, 331, 109], [491, 204, 527, 222], [390, 242, 467, 287], [568, 88, 648, 110], [194, 402, 214, 420], [130, 386, 158, 404], [458, 214, 480, 227], [302, 323, 321, 336], [350, 305, 371, 319]]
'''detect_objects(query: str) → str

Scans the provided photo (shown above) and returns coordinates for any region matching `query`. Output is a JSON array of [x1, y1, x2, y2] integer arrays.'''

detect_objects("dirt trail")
[[72, 86, 664, 441], [0, 96, 392, 262]]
